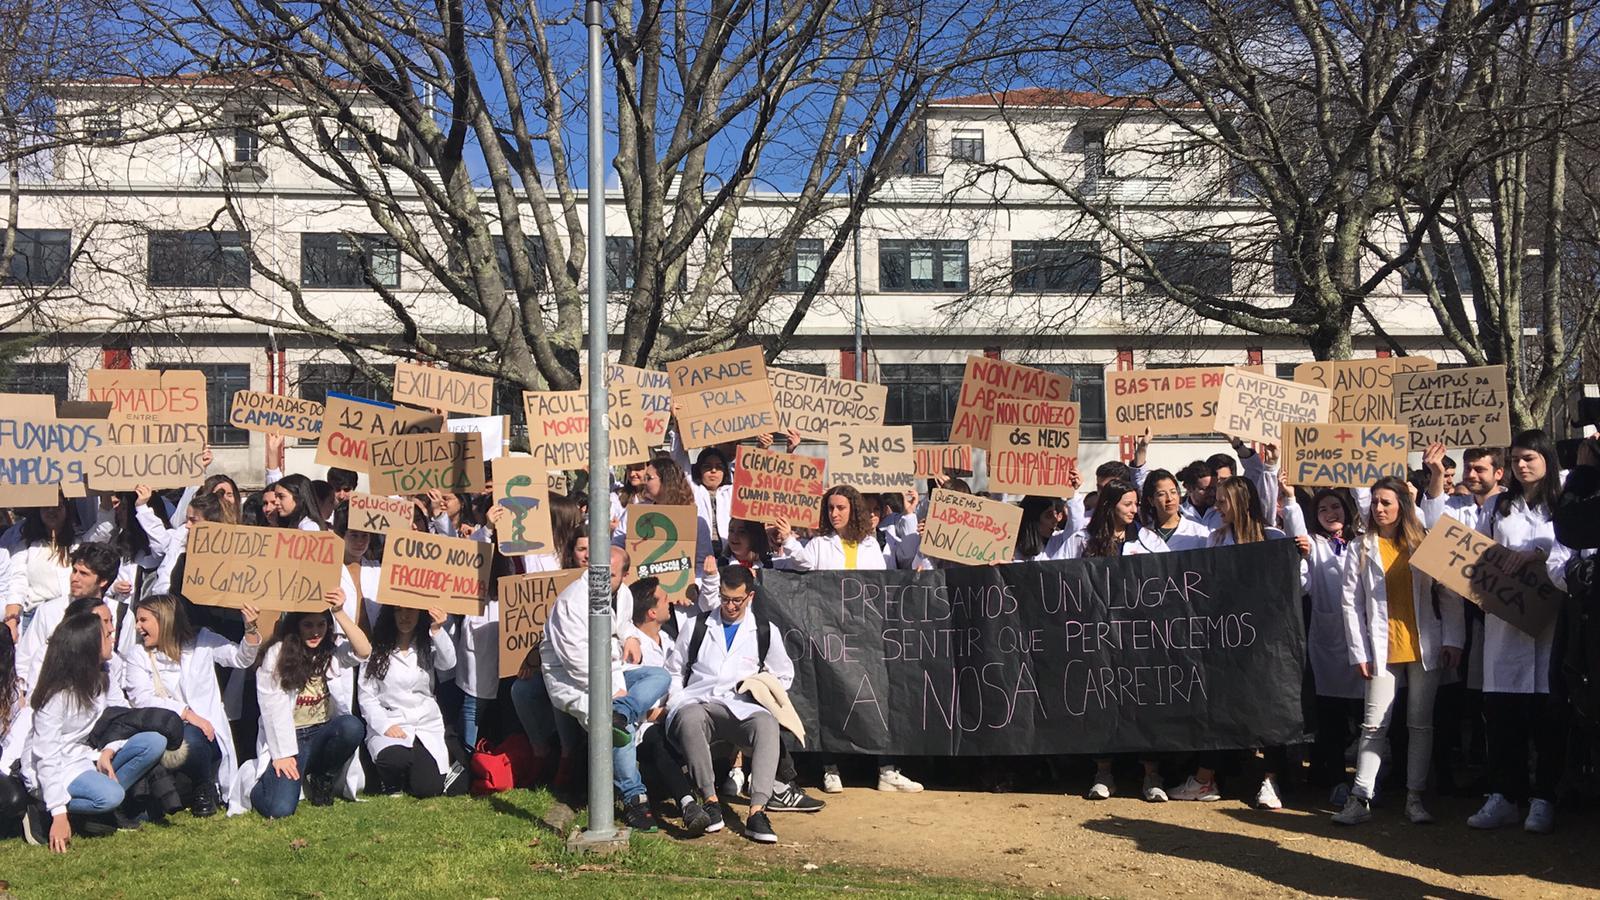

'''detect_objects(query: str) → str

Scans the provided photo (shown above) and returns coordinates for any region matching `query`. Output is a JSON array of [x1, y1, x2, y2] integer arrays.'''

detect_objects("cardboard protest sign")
[[446, 415, 505, 460], [988, 399, 1080, 495], [229, 391, 323, 441], [1106, 366, 1236, 437], [913, 443, 974, 477], [1392, 365, 1512, 450], [667, 346, 780, 448], [0, 394, 55, 418], [920, 489, 1024, 566], [546, 470, 568, 497], [86, 369, 208, 444], [368, 431, 485, 496], [767, 367, 888, 441], [497, 568, 585, 678], [1293, 358, 1436, 423], [1283, 422, 1408, 488], [605, 364, 673, 443], [182, 522, 340, 612], [492, 456, 555, 556], [378, 531, 493, 615], [730, 446, 827, 526], [0, 418, 108, 506], [828, 425, 914, 491], [625, 504, 698, 603], [1213, 368, 1330, 445], [1410, 516, 1562, 637], [347, 492, 415, 534], [392, 361, 495, 416], [86, 441, 207, 491], [949, 356, 1073, 449], [522, 390, 650, 470], [315, 393, 444, 473]]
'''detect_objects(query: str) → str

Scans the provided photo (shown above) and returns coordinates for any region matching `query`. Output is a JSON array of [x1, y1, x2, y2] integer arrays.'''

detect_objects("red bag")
[[468, 737, 515, 795], [498, 732, 542, 788]]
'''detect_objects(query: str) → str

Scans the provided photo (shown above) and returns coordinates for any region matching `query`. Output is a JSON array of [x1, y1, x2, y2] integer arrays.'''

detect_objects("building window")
[[335, 116, 372, 154], [233, 114, 260, 164], [879, 240, 968, 292], [897, 122, 928, 175], [301, 233, 400, 288], [84, 113, 122, 141], [1082, 129, 1107, 180], [1, 363, 69, 405], [148, 231, 250, 288], [731, 238, 825, 293], [4, 229, 72, 287], [1034, 364, 1108, 441], [776, 361, 828, 376], [1141, 241, 1232, 296], [1012, 241, 1100, 293], [1401, 243, 1475, 295], [493, 235, 549, 291], [950, 129, 985, 163], [605, 236, 685, 292], [1273, 243, 1348, 295], [296, 362, 396, 406], [150, 363, 251, 447], [881, 363, 965, 443]]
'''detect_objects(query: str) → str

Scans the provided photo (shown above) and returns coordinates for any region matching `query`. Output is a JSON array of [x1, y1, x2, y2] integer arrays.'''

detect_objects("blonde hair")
[[1366, 477, 1426, 555], [1214, 476, 1266, 545], [135, 594, 196, 662]]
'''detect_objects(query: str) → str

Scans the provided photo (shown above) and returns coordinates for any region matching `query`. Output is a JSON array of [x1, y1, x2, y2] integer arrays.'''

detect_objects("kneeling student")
[[358, 605, 467, 798], [666, 565, 795, 845]]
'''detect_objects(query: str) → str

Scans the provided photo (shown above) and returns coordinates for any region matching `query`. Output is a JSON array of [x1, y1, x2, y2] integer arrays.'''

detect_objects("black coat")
[[87, 706, 185, 751]]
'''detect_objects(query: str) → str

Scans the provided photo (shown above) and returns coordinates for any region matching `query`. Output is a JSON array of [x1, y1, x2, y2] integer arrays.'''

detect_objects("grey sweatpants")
[[670, 701, 780, 809]]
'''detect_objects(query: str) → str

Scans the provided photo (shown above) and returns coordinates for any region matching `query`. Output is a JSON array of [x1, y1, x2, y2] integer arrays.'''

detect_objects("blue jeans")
[[179, 723, 221, 784], [250, 715, 363, 819], [610, 667, 670, 804], [511, 675, 583, 753], [460, 692, 500, 751], [65, 731, 167, 814]]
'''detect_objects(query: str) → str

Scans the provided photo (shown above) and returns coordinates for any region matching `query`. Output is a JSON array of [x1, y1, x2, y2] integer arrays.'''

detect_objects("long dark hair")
[[1085, 479, 1140, 558], [550, 493, 585, 560], [1140, 469, 1181, 528], [364, 606, 433, 682], [1307, 488, 1360, 541], [0, 628, 17, 739], [265, 611, 338, 692], [31, 614, 108, 712], [1499, 428, 1562, 519], [1015, 496, 1062, 559], [21, 501, 77, 565], [274, 473, 327, 530], [110, 492, 154, 560], [692, 449, 731, 487]]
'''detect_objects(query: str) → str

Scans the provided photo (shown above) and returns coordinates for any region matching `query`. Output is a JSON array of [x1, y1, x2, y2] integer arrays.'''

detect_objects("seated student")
[[666, 565, 796, 844], [541, 545, 671, 831], [508, 498, 588, 788], [28, 612, 169, 852], [17, 543, 124, 692], [359, 605, 466, 798], [124, 594, 262, 818], [245, 591, 371, 819], [0, 629, 32, 835], [622, 578, 712, 833]]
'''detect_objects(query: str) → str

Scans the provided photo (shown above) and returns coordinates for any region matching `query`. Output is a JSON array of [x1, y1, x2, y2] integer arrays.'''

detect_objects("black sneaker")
[[443, 762, 468, 796], [73, 812, 117, 837], [191, 781, 220, 818], [622, 796, 658, 833], [21, 803, 47, 846], [113, 808, 145, 831], [743, 810, 778, 844], [766, 784, 825, 813], [304, 773, 336, 807], [704, 801, 725, 833], [680, 799, 711, 837]]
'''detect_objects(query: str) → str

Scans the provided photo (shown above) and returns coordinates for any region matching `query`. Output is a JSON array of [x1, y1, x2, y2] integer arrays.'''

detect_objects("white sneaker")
[[1404, 792, 1434, 825], [1254, 778, 1282, 810], [1169, 776, 1220, 802], [1468, 793, 1521, 830], [1524, 798, 1555, 834], [877, 768, 923, 793], [1141, 773, 1168, 803], [821, 767, 844, 794], [1085, 772, 1114, 800], [1331, 794, 1372, 825]]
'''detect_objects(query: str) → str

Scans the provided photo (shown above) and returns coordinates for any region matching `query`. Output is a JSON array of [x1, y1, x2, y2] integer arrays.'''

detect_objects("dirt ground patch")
[[703, 784, 1600, 898]]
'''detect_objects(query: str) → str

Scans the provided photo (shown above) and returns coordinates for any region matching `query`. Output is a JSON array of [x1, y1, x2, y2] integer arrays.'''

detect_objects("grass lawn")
[[0, 790, 1014, 899]]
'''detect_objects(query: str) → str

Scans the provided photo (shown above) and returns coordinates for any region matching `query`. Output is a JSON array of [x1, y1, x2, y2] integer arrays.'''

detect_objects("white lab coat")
[[7, 543, 71, 617], [665, 608, 794, 724], [1181, 500, 1223, 531], [19, 596, 134, 702], [1304, 535, 1365, 699], [358, 628, 457, 775], [1340, 533, 1464, 677], [0, 677, 32, 783], [338, 560, 383, 631], [123, 629, 259, 810], [691, 482, 734, 550], [780, 533, 886, 571], [1482, 499, 1572, 694], [540, 576, 626, 727], [236, 640, 366, 812], [878, 512, 921, 569], [622, 620, 684, 741], [1141, 517, 1213, 553], [30, 688, 117, 816], [1046, 527, 1169, 559]]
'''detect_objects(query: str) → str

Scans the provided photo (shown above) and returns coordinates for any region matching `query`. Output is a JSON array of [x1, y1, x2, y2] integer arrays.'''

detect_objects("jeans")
[[250, 715, 363, 819], [616, 667, 670, 726], [1353, 662, 1440, 800], [1485, 691, 1566, 803], [460, 694, 493, 750], [178, 723, 221, 785], [65, 731, 167, 814], [511, 675, 583, 753]]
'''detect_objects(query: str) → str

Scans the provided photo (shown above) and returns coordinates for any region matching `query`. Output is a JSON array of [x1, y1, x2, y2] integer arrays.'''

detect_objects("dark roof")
[[63, 73, 368, 93], [931, 88, 1199, 111]]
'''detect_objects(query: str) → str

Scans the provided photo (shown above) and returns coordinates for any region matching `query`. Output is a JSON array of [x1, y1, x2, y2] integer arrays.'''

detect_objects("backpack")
[[681, 605, 770, 686], [468, 733, 539, 795]]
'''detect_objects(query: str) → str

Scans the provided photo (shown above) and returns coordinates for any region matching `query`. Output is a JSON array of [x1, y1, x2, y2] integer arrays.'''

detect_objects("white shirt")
[[358, 629, 457, 774], [1482, 498, 1572, 694], [665, 607, 794, 723]]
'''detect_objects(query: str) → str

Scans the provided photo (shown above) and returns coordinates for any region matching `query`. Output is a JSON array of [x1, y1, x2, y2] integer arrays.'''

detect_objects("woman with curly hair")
[[359, 604, 465, 798]]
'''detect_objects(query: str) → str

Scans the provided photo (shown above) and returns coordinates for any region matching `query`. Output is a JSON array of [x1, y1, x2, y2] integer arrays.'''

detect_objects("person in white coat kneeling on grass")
[[665, 565, 795, 845]]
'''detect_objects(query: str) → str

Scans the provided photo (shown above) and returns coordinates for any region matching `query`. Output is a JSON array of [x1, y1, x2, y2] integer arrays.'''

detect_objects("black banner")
[[758, 540, 1306, 755]]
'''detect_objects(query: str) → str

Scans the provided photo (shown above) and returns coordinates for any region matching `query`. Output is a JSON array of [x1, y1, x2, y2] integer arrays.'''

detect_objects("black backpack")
[[681, 605, 771, 685]]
